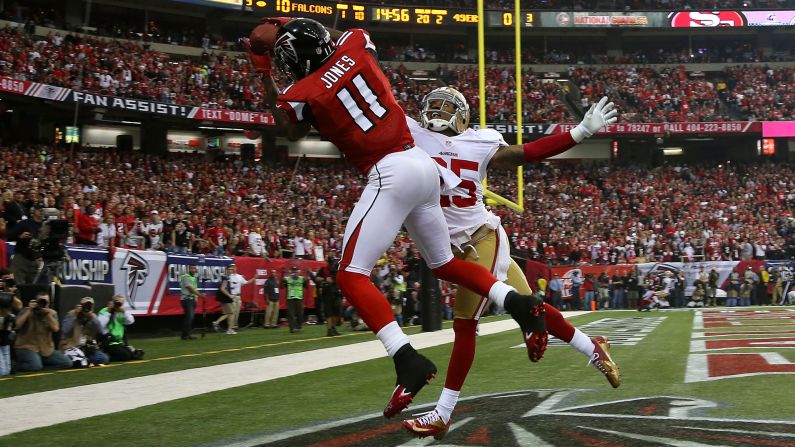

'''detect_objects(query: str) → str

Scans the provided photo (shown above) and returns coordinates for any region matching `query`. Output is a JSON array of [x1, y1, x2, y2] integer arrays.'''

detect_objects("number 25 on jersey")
[[432, 157, 478, 208]]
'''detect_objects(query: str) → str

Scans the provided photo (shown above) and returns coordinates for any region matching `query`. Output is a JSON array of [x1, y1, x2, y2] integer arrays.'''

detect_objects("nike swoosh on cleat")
[[590, 353, 600, 363], [398, 389, 413, 398]]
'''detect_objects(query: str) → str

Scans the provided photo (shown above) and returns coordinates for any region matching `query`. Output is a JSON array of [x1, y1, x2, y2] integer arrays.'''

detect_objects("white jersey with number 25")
[[407, 116, 506, 248]]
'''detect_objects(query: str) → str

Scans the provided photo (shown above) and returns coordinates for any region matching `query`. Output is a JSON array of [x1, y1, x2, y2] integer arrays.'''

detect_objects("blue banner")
[[166, 254, 233, 296], [61, 247, 113, 285]]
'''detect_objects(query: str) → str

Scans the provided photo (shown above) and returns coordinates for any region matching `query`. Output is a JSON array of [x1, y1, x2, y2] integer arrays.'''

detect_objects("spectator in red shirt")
[[74, 203, 99, 245]]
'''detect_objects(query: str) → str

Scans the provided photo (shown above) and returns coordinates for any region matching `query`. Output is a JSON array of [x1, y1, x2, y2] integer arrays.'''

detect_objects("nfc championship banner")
[[152, 254, 234, 316], [4, 244, 113, 285]]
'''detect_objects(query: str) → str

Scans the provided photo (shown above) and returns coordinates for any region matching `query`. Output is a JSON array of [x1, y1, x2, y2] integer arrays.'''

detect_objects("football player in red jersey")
[[256, 18, 546, 418]]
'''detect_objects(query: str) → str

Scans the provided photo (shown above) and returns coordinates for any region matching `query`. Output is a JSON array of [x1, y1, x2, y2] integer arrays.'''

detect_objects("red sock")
[[544, 303, 575, 342], [444, 318, 478, 391], [433, 258, 498, 298], [336, 270, 394, 334]]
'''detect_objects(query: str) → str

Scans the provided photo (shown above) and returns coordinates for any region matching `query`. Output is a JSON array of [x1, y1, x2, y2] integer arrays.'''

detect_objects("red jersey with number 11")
[[276, 29, 414, 173]]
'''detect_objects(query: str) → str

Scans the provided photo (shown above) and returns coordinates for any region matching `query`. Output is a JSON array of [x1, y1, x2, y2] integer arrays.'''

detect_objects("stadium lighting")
[[662, 148, 683, 156]]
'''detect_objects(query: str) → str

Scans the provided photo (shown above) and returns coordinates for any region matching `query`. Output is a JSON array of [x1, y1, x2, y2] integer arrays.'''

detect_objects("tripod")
[[191, 255, 219, 339], [34, 259, 66, 286]]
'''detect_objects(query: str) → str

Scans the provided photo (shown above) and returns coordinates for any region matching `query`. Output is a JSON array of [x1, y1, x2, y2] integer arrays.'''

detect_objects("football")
[[249, 22, 279, 55]]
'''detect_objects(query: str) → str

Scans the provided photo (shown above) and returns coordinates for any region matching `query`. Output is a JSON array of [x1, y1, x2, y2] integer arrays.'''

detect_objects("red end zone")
[[687, 309, 795, 382]]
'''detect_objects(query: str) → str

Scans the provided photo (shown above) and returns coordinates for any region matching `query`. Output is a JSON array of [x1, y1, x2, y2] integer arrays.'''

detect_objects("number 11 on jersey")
[[336, 73, 388, 132]]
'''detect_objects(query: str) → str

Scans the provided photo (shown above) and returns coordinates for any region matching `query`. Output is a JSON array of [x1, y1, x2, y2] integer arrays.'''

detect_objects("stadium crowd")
[[381, 42, 792, 65], [0, 26, 267, 111], [721, 65, 795, 121], [570, 66, 728, 123], [0, 24, 794, 122], [0, 145, 793, 266]]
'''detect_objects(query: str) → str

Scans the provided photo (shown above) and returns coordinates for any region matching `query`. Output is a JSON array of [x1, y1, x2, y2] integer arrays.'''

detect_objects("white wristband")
[[570, 124, 591, 143]]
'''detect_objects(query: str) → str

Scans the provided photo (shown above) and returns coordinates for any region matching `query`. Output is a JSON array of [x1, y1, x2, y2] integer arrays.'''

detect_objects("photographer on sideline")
[[14, 291, 72, 371], [61, 297, 108, 366], [6, 205, 43, 285], [0, 276, 21, 374], [98, 295, 138, 362]]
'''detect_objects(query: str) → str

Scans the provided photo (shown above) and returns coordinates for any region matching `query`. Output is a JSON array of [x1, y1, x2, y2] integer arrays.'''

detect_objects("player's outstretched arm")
[[261, 75, 312, 141], [242, 36, 309, 140], [489, 96, 618, 170]]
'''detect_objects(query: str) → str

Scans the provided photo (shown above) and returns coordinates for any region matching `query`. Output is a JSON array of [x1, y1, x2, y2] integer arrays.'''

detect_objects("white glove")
[[570, 96, 618, 143]]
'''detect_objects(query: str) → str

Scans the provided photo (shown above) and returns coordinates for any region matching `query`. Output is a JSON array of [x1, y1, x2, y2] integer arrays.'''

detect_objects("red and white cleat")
[[589, 336, 621, 388], [383, 347, 437, 418], [505, 291, 548, 362], [402, 410, 451, 440], [525, 330, 549, 362]]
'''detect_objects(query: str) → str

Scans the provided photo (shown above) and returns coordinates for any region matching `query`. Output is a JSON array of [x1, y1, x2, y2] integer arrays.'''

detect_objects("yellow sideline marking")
[[8, 317, 503, 381], [8, 332, 370, 379], [19, 372, 53, 378]]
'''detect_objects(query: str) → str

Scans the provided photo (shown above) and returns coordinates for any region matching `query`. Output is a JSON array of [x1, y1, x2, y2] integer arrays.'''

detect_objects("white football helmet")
[[420, 87, 470, 134]]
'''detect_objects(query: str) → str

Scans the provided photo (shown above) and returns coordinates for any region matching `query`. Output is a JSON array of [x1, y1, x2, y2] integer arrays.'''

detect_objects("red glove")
[[242, 37, 272, 76], [262, 17, 292, 27]]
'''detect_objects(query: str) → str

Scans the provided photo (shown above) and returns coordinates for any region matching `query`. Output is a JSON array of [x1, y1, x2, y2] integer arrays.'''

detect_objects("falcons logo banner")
[[112, 248, 168, 315], [119, 251, 149, 309]]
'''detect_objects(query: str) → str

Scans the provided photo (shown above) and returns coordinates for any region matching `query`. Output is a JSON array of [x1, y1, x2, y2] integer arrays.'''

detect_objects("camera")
[[81, 302, 93, 312], [36, 298, 48, 307], [30, 208, 69, 263]]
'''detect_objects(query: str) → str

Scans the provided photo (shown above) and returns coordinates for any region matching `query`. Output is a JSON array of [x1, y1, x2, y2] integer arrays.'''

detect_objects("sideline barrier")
[[4, 242, 328, 316], [528, 259, 776, 298]]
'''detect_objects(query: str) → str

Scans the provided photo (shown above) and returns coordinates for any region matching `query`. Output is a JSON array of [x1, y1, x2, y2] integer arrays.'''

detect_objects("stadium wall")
[[84, 124, 141, 149]]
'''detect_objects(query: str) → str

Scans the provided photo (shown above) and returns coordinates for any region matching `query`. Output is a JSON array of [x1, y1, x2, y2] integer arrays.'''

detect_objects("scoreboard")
[[239, 0, 534, 27], [184, 0, 795, 28]]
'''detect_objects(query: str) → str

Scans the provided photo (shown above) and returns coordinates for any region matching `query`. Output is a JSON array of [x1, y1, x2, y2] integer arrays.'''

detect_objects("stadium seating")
[[0, 146, 792, 265], [0, 22, 793, 122]]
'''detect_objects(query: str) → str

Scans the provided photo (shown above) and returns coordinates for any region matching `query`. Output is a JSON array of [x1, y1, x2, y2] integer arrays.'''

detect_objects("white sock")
[[488, 282, 516, 308], [570, 329, 595, 359], [377, 321, 410, 357], [434, 388, 460, 423]]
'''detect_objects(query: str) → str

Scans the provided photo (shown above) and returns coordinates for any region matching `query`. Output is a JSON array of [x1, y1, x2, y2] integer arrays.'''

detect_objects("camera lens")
[[36, 298, 48, 307]]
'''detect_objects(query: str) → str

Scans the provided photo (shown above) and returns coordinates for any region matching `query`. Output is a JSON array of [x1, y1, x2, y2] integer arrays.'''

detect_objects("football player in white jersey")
[[403, 88, 621, 439]]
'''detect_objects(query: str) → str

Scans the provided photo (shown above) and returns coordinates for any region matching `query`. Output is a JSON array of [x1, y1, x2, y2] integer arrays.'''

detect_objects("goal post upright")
[[477, 0, 524, 214]]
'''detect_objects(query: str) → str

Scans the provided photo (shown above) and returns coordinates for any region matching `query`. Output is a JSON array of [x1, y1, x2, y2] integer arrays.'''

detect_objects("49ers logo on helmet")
[[669, 11, 746, 27]]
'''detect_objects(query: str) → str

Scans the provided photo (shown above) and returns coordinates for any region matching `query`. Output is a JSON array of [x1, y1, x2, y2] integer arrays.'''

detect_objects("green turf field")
[[2, 309, 795, 447]]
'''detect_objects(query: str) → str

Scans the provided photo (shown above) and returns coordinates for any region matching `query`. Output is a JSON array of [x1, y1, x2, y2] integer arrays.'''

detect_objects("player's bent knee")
[[335, 269, 355, 291]]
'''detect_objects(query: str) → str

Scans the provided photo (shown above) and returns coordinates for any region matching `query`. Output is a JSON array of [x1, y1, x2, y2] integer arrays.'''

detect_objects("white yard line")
[[0, 312, 589, 436]]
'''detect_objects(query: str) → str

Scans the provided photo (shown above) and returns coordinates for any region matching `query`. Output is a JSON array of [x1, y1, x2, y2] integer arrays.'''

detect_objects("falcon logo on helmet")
[[273, 18, 336, 83], [420, 87, 470, 134]]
